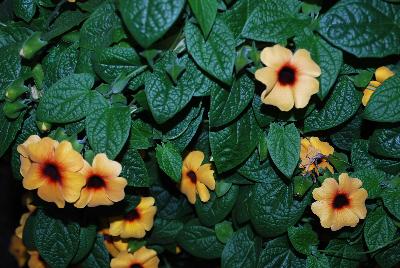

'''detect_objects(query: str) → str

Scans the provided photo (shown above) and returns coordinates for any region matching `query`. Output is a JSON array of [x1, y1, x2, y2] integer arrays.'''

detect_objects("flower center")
[[130, 264, 142, 268], [124, 209, 141, 222], [103, 234, 113, 243], [278, 65, 296, 85], [332, 193, 349, 209], [87, 175, 105, 189], [187, 170, 197, 183], [43, 163, 61, 182]]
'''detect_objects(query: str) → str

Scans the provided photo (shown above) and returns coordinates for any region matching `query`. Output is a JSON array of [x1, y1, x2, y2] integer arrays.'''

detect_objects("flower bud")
[[20, 32, 48, 60], [3, 101, 27, 119], [5, 81, 28, 102], [36, 121, 52, 132]]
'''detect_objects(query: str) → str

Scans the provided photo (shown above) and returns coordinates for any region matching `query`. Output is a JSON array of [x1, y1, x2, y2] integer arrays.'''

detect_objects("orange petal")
[[255, 67, 277, 92], [331, 208, 359, 231], [74, 188, 92, 208], [17, 135, 41, 157], [109, 219, 124, 237], [260, 44, 293, 68], [137, 197, 155, 210], [133, 246, 158, 264], [312, 178, 338, 201], [183, 151, 204, 171], [110, 251, 135, 268], [291, 49, 321, 77], [121, 221, 146, 239], [92, 153, 122, 178], [105, 177, 127, 202], [293, 75, 319, 109], [375, 66, 394, 83], [27, 137, 57, 163], [338, 173, 362, 193], [196, 164, 215, 190], [140, 206, 157, 231], [362, 88, 374, 106], [20, 156, 32, 178], [60, 171, 86, 203], [311, 201, 334, 228], [23, 163, 45, 190], [54, 141, 84, 172], [37, 182, 65, 208], [88, 188, 114, 207], [196, 182, 210, 202], [309, 137, 334, 156], [180, 177, 196, 204], [143, 255, 160, 268], [261, 84, 294, 111]]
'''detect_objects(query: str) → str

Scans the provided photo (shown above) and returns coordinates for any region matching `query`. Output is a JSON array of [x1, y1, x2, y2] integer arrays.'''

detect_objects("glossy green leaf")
[[351, 169, 386, 199], [0, 106, 25, 157], [188, 0, 218, 37], [215, 221, 234, 244], [364, 207, 396, 251], [382, 188, 400, 220], [81, 234, 110, 268], [13, 0, 36, 22], [325, 239, 363, 268], [121, 148, 150, 187], [155, 142, 182, 183], [148, 218, 183, 245], [369, 127, 400, 158], [288, 225, 318, 255], [71, 224, 97, 264]]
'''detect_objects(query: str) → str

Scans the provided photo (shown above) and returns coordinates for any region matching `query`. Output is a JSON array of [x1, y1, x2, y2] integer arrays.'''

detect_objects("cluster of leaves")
[[1, 0, 400, 267]]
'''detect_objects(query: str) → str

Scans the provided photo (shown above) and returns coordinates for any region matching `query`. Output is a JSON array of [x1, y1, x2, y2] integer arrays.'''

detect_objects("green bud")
[[3, 100, 27, 119], [36, 121, 52, 132], [5, 81, 29, 101], [32, 64, 44, 90], [20, 32, 48, 60]]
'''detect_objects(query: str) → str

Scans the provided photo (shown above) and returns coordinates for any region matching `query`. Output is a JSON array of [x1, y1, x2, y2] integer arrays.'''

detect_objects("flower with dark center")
[[110, 247, 159, 268]]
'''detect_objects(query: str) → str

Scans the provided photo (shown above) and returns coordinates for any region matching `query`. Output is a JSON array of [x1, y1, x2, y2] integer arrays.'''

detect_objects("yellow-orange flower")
[[17, 135, 41, 178], [19, 136, 86, 208], [110, 247, 159, 268], [300, 137, 334, 175], [180, 151, 215, 204], [101, 229, 128, 257], [255, 44, 321, 111], [74, 154, 127, 208], [15, 212, 30, 239], [27, 251, 46, 268], [109, 197, 157, 239], [9, 235, 28, 267], [362, 66, 395, 106], [311, 173, 368, 231]]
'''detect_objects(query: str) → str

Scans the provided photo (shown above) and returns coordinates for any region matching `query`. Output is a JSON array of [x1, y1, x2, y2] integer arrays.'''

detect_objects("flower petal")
[[23, 163, 45, 190], [134, 247, 158, 264], [54, 141, 84, 172], [293, 75, 319, 109], [331, 208, 359, 231], [109, 219, 124, 237], [110, 251, 134, 268], [311, 201, 334, 228], [338, 173, 362, 193], [255, 67, 277, 92], [60, 171, 86, 203], [309, 137, 334, 156], [261, 84, 294, 112], [105, 177, 127, 202], [260, 44, 292, 68], [143, 255, 160, 268], [20, 156, 32, 178], [291, 49, 321, 77], [17, 135, 41, 157], [37, 182, 65, 208], [196, 182, 210, 202], [122, 221, 146, 239], [140, 206, 157, 231], [362, 88, 374, 106], [92, 153, 122, 178], [196, 164, 215, 190], [180, 177, 196, 204], [74, 188, 92, 208], [312, 178, 338, 201], [89, 189, 114, 207], [137, 197, 155, 210], [375, 66, 394, 83], [27, 137, 57, 163], [183, 151, 204, 171]]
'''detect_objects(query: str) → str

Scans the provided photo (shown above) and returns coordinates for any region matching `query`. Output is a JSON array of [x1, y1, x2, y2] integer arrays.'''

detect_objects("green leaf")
[[185, 18, 235, 84], [288, 225, 318, 255], [121, 148, 150, 187], [209, 74, 254, 127], [178, 222, 225, 259], [188, 0, 218, 37], [210, 108, 262, 173], [215, 180, 232, 197], [369, 127, 400, 158], [81, 234, 110, 268], [352, 70, 374, 88], [306, 253, 330, 268], [43, 11, 88, 41], [257, 236, 306, 268], [238, 150, 272, 183], [172, 108, 204, 152], [382, 188, 400, 220], [33, 209, 80, 268], [295, 33, 343, 99], [242, 0, 311, 43], [148, 218, 183, 245], [232, 185, 252, 224], [352, 169, 386, 199], [304, 77, 362, 133], [215, 221, 234, 244], [118, 0, 185, 48], [325, 239, 363, 268], [375, 241, 400, 268], [329, 152, 351, 173], [13, 0, 36, 22], [330, 114, 362, 151], [250, 174, 309, 237], [37, 73, 95, 123], [0, 45, 21, 98], [318, 0, 400, 57], [364, 75, 400, 122], [86, 106, 131, 159], [22, 211, 37, 250], [267, 123, 300, 178], [80, 1, 118, 50], [364, 207, 396, 251], [155, 142, 182, 183], [71, 224, 97, 264], [221, 226, 261, 268], [0, 106, 24, 157], [129, 119, 154, 150], [93, 45, 141, 84], [151, 185, 193, 220], [195, 185, 239, 226]]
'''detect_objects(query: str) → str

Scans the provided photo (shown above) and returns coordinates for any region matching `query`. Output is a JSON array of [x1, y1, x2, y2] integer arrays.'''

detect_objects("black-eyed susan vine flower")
[[27, 251, 46, 268], [362, 66, 395, 106], [109, 197, 157, 239], [311, 173, 368, 231], [74, 154, 127, 208], [110, 247, 160, 268], [180, 151, 215, 204], [9, 235, 28, 267], [300, 137, 334, 175], [18, 136, 86, 208], [101, 229, 128, 258], [255, 44, 321, 111]]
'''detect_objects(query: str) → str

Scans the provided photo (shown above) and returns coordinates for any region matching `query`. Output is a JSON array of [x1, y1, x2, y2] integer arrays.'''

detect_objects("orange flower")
[[300, 137, 334, 175], [9, 235, 28, 267], [19, 136, 86, 208], [109, 197, 157, 239], [180, 151, 215, 204], [362, 66, 394, 106], [311, 173, 368, 231], [255, 44, 321, 111], [17, 135, 41, 178], [27, 251, 46, 268], [101, 229, 128, 258], [110, 247, 159, 268], [74, 154, 127, 208]]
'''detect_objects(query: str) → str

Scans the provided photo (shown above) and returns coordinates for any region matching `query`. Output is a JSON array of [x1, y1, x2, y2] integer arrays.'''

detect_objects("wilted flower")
[[300, 137, 334, 175], [362, 66, 394, 106]]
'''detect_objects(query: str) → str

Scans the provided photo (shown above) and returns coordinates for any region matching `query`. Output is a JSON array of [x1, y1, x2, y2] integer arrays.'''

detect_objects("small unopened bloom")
[[362, 66, 394, 106]]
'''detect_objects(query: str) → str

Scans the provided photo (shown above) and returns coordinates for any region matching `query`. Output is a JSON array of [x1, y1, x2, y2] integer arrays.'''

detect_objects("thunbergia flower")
[[109, 197, 157, 239], [101, 229, 128, 258], [110, 247, 160, 268], [74, 154, 127, 208], [19, 136, 86, 208], [362, 66, 394, 106], [27, 251, 46, 268], [311, 173, 368, 231], [180, 151, 215, 204], [300, 137, 334, 175], [255, 44, 321, 111]]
